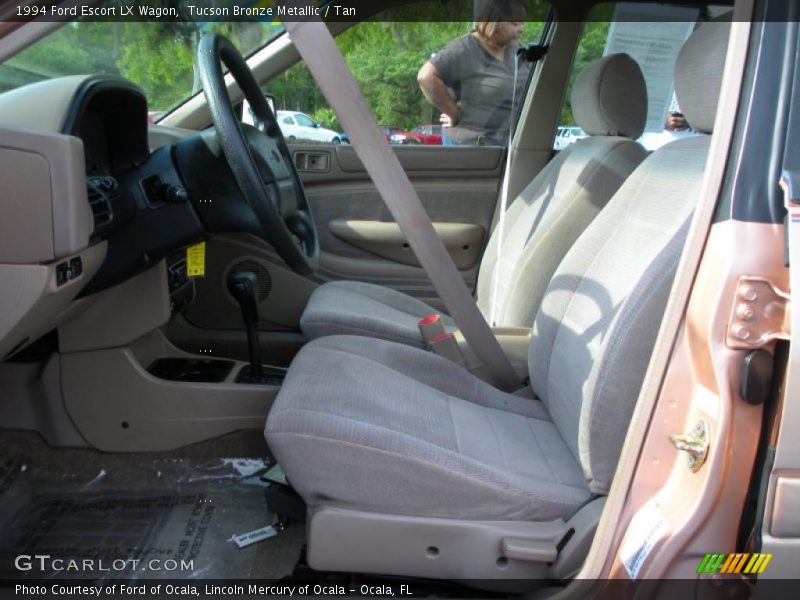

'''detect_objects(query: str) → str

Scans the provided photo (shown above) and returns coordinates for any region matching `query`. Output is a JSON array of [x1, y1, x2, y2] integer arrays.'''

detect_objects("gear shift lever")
[[227, 271, 264, 381]]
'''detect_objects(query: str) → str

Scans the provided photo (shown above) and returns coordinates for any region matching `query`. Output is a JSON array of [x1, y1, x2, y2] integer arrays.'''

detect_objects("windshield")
[[0, 3, 284, 115]]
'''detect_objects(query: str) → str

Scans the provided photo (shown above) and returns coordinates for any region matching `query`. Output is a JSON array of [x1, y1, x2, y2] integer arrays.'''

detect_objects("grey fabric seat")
[[267, 21, 729, 529], [301, 53, 649, 347], [267, 335, 590, 521]]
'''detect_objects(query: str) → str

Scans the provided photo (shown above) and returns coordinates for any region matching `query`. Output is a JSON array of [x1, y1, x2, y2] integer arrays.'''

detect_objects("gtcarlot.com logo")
[[14, 554, 194, 573]]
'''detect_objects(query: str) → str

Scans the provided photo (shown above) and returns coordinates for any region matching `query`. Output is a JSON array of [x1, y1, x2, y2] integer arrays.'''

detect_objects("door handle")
[[293, 151, 330, 172]]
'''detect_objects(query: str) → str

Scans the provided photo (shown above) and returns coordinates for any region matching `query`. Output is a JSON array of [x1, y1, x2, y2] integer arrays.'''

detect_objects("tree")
[[560, 21, 611, 125]]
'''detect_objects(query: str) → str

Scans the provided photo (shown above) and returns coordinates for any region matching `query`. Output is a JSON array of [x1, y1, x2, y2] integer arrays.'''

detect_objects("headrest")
[[674, 20, 731, 133], [571, 53, 647, 139]]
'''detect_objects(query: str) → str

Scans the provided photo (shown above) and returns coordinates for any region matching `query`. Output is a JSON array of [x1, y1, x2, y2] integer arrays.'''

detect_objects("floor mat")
[[0, 432, 305, 581]]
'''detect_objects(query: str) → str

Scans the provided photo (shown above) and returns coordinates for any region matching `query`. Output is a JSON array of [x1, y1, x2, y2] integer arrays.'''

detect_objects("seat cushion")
[[266, 335, 591, 522], [300, 280, 456, 347]]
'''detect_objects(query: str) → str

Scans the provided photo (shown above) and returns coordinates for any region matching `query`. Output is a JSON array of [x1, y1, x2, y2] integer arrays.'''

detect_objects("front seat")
[[300, 53, 649, 347], [266, 21, 729, 586]]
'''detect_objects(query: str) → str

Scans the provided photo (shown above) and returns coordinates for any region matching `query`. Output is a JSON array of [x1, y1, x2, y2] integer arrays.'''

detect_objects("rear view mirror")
[[264, 93, 277, 115], [241, 94, 277, 127]]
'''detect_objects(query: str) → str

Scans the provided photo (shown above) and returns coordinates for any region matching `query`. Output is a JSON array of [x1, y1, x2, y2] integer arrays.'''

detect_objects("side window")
[[557, 3, 725, 152], [294, 114, 316, 128], [267, 0, 549, 147], [282, 116, 295, 125]]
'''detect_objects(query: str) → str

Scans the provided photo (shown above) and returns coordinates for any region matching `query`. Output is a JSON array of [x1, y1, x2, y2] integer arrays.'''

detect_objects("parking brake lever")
[[226, 271, 264, 381]]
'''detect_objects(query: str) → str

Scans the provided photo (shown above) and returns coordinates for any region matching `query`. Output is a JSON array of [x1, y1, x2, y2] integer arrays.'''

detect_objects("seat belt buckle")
[[418, 314, 445, 345], [418, 315, 465, 366]]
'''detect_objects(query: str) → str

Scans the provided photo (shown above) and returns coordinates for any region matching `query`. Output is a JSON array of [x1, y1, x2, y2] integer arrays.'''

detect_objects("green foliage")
[[267, 9, 547, 132], [116, 24, 197, 109], [310, 107, 341, 131], [0, 0, 585, 131], [560, 21, 611, 125], [0, 7, 277, 111], [266, 21, 472, 131]]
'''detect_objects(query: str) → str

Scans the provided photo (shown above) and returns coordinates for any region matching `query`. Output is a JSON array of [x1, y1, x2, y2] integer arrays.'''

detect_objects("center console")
[[159, 258, 288, 386], [57, 261, 288, 452], [148, 357, 235, 383], [167, 251, 193, 313]]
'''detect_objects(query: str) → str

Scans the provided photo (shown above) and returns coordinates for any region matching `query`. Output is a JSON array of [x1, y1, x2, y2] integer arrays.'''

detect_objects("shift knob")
[[227, 271, 259, 324], [226, 271, 263, 379]]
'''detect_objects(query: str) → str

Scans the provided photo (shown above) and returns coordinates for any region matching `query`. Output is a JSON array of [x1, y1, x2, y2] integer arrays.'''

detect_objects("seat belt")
[[488, 50, 519, 326], [488, 43, 548, 326], [282, 11, 521, 391]]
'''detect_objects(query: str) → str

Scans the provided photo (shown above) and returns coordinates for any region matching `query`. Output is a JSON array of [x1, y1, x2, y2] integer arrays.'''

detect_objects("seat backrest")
[[476, 53, 649, 328], [528, 20, 731, 494]]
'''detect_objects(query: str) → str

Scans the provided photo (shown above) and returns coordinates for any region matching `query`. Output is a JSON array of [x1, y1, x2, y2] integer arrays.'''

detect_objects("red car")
[[384, 125, 443, 145], [411, 124, 443, 145], [381, 125, 440, 145], [380, 125, 412, 143]]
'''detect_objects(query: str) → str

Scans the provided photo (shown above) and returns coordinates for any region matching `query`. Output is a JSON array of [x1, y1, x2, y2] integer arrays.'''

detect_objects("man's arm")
[[417, 61, 460, 125]]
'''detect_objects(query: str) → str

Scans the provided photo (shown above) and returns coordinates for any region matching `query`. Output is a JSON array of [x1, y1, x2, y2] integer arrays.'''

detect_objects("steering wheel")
[[196, 34, 319, 275]]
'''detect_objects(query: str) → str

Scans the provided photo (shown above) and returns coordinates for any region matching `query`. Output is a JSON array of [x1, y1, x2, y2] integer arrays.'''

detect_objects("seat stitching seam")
[[483, 406, 507, 473], [524, 416, 558, 483], [446, 397, 462, 455]]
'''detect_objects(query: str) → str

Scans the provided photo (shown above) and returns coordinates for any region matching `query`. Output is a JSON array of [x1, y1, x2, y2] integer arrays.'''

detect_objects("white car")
[[553, 125, 588, 150], [276, 110, 342, 144]]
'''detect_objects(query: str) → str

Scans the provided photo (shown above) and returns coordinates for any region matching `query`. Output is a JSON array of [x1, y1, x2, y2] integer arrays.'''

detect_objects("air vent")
[[87, 176, 116, 234]]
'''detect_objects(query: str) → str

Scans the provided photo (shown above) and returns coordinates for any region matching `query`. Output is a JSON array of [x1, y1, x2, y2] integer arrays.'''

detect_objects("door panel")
[[177, 143, 504, 358], [327, 144, 505, 177], [299, 143, 503, 308], [328, 220, 484, 269]]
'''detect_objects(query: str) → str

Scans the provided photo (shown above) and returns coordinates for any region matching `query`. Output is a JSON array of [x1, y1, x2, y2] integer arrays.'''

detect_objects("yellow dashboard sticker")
[[186, 242, 206, 278]]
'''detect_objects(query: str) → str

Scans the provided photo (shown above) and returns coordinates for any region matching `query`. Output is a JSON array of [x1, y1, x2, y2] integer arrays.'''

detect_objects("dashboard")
[[61, 76, 204, 295], [0, 75, 204, 358]]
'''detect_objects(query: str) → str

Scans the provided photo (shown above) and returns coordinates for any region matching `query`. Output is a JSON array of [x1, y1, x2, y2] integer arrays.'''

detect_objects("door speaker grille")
[[228, 260, 272, 302]]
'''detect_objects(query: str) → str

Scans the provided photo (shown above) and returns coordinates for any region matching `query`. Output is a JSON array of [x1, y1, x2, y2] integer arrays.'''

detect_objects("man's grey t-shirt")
[[430, 33, 529, 146]]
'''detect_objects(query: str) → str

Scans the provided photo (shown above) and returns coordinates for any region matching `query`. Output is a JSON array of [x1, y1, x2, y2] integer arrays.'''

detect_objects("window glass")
[[294, 114, 316, 128], [282, 116, 295, 125], [0, 1, 284, 117], [266, 0, 550, 146], [557, 2, 728, 152]]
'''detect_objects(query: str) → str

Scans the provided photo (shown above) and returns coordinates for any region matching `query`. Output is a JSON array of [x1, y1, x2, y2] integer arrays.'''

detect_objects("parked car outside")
[[388, 125, 443, 145], [553, 125, 588, 150], [411, 124, 443, 145], [389, 131, 421, 144], [380, 125, 420, 144], [277, 110, 342, 143], [380, 125, 403, 140]]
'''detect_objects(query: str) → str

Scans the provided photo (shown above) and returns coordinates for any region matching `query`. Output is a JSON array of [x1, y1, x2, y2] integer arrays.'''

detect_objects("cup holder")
[[148, 358, 235, 383]]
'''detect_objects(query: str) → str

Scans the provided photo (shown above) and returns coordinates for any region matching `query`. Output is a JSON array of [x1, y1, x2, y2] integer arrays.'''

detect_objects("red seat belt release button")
[[418, 314, 445, 347], [419, 315, 465, 366]]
